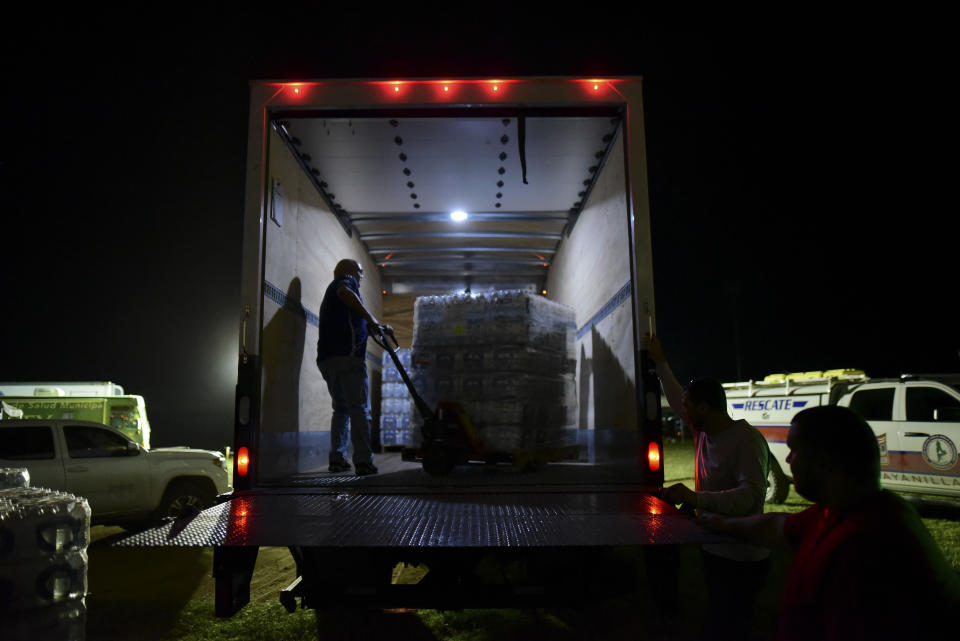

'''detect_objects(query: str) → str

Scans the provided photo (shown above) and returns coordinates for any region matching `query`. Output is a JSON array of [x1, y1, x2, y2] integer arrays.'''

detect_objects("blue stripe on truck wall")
[[263, 279, 380, 368], [266, 278, 634, 365], [576, 281, 633, 341], [264, 280, 320, 327]]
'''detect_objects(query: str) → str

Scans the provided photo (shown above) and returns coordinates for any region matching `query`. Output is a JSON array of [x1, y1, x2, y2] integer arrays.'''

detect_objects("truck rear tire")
[[155, 480, 214, 521], [765, 460, 790, 504]]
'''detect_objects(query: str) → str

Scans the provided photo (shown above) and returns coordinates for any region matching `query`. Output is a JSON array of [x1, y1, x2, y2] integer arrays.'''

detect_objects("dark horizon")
[[2, 13, 953, 450]]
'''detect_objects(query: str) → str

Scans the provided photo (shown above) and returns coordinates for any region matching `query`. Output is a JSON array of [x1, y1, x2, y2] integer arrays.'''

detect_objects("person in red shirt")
[[698, 405, 960, 640]]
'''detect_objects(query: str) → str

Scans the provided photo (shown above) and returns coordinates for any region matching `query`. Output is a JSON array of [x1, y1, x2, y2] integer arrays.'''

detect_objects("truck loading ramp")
[[117, 483, 726, 549]]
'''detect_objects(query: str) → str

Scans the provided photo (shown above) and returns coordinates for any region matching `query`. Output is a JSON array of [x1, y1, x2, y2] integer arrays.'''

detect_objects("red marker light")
[[394, 86, 400, 92], [493, 85, 499, 91], [443, 85, 449, 92], [237, 446, 250, 476], [593, 84, 600, 91], [648, 442, 661, 472]]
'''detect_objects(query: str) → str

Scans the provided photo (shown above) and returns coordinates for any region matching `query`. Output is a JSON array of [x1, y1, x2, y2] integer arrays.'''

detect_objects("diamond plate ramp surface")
[[117, 490, 730, 548]]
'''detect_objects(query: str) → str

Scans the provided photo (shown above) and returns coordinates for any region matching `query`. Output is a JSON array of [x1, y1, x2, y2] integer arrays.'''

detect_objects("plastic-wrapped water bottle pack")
[[1, 467, 31, 489], [410, 290, 578, 452], [0, 477, 90, 640], [413, 291, 576, 351], [380, 348, 415, 447]]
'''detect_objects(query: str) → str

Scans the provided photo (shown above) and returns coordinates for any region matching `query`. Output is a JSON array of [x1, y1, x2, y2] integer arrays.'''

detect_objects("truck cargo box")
[[240, 78, 660, 486], [119, 77, 723, 614]]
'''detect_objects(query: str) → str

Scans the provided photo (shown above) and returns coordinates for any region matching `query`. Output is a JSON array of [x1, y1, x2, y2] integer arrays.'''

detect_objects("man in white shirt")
[[643, 333, 769, 641]]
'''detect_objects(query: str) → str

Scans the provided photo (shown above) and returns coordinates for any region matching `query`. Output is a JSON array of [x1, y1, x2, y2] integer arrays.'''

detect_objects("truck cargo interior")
[[117, 80, 688, 615], [258, 103, 651, 486]]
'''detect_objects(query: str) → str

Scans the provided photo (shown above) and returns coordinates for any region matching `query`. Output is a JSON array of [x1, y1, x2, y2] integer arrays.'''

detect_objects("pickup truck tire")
[[156, 479, 215, 521], [765, 460, 791, 504]]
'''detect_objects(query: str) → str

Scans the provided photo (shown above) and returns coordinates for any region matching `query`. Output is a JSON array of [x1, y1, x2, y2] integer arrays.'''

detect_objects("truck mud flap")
[[213, 545, 259, 617]]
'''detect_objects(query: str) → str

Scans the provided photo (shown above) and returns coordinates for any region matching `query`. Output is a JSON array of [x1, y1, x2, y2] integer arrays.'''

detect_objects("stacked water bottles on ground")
[[380, 348, 414, 447], [1, 468, 90, 641], [410, 290, 578, 452]]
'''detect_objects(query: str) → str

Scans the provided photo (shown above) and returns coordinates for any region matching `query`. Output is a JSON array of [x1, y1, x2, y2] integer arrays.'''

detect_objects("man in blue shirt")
[[317, 258, 390, 475]]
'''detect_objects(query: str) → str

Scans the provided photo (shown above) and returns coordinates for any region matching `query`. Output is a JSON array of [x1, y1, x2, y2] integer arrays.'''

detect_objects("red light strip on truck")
[[275, 78, 621, 100], [648, 442, 661, 472]]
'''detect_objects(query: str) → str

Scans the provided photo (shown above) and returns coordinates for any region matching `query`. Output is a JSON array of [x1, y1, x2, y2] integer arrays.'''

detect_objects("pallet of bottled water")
[[1, 469, 90, 641], [381, 348, 414, 447], [413, 291, 575, 352], [410, 290, 578, 453]]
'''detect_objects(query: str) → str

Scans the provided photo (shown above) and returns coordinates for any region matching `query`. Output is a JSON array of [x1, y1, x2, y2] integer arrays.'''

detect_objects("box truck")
[[0, 381, 128, 397], [121, 76, 721, 615]]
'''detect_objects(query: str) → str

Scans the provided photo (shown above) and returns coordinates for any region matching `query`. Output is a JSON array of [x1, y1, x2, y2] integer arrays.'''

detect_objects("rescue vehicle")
[[724, 370, 960, 502]]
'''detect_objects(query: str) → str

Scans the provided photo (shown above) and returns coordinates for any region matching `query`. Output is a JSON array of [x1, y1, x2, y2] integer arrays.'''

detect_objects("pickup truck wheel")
[[157, 480, 214, 521], [765, 460, 791, 504]]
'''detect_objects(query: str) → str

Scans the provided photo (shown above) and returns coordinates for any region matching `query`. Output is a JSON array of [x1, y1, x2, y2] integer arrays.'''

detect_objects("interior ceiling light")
[[450, 210, 468, 222]]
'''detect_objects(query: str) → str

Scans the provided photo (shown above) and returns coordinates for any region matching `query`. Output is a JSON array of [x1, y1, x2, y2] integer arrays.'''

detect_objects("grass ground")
[[83, 440, 960, 641]]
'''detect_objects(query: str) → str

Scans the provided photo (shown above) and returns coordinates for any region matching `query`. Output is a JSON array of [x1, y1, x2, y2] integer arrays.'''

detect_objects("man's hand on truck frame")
[[640, 332, 666, 365]]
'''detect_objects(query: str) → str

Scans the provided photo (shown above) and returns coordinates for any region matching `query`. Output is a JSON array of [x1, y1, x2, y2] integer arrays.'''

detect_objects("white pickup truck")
[[725, 372, 960, 503], [0, 419, 230, 526]]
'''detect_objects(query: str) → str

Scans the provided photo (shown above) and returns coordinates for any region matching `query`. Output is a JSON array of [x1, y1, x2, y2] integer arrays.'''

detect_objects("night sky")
[[2, 11, 952, 450]]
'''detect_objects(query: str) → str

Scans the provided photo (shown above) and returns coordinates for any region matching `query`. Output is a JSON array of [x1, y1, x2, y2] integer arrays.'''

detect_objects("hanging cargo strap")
[[518, 115, 528, 184]]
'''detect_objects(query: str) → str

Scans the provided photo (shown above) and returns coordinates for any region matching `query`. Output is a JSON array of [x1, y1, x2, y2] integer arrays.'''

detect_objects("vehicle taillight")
[[237, 447, 250, 476], [648, 442, 661, 472]]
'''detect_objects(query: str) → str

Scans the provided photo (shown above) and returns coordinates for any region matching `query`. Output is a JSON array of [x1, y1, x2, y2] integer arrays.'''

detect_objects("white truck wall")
[[260, 127, 383, 478], [547, 134, 639, 460]]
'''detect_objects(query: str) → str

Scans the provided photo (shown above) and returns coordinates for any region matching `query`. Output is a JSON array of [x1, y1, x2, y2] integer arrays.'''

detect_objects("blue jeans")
[[318, 356, 373, 466]]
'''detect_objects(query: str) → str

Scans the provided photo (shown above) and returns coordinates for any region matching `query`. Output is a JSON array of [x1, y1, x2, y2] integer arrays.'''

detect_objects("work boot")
[[328, 461, 352, 473], [355, 462, 378, 476]]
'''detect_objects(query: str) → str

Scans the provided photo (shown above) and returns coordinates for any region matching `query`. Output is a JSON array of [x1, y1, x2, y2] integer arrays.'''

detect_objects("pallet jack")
[[372, 328, 579, 476]]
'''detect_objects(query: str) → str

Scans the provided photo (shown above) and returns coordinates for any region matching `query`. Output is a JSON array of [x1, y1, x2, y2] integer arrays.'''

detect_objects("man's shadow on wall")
[[261, 277, 305, 434], [578, 326, 638, 462]]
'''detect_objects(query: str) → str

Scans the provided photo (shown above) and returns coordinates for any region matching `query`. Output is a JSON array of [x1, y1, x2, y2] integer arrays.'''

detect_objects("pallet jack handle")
[[371, 327, 437, 423]]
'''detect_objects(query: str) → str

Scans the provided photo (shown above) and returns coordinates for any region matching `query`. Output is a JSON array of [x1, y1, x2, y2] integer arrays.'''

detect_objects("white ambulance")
[[724, 370, 960, 503]]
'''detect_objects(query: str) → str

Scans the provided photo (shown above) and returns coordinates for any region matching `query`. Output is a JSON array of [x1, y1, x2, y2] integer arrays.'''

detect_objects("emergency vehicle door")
[[842, 384, 901, 475], [901, 383, 960, 490]]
